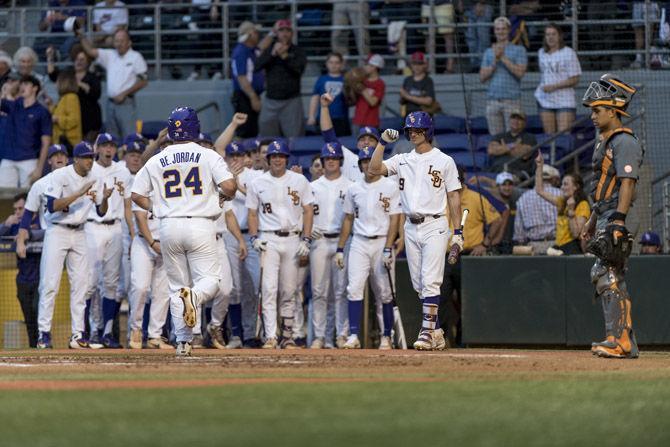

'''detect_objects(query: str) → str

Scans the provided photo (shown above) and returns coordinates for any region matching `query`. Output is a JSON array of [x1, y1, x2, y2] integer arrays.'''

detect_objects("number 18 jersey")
[[131, 142, 233, 219]]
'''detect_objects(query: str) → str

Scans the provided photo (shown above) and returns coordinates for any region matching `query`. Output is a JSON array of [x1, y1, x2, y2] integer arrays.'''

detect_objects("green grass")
[[1, 379, 669, 447]]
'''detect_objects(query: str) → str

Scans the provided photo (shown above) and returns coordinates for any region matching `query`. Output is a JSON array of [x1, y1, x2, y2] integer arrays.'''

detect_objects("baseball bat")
[[385, 265, 407, 350], [447, 208, 469, 265], [254, 250, 265, 340]]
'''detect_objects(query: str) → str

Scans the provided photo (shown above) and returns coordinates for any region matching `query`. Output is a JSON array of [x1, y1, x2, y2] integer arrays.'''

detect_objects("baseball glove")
[[343, 67, 366, 106]]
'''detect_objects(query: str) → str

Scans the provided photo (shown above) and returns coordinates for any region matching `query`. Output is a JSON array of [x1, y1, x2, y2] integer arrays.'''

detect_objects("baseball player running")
[[581, 74, 642, 359], [246, 140, 314, 349], [131, 106, 236, 356], [335, 147, 401, 349], [309, 142, 352, 349], [369, 112, 462, 351], [36, 142, 113, 349], [86, 133, 132, 349]]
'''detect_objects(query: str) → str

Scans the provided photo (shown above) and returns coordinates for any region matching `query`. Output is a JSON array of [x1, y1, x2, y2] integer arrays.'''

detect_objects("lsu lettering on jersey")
[[88, 161, 131, 222], [131, 142, 233, 219], [344, 177, 401, 237], [383, 147, 461, 219], [25, 172, 53, 228], [46, 164, 103, 225], [245, 170, 314, 232], [311, 175, 352, 233], [231, 167, 261, 230]]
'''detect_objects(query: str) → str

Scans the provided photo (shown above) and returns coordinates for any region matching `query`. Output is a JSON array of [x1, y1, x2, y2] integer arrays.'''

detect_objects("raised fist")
[[381, 129, 399, 144], [232, 113, 248, 126]]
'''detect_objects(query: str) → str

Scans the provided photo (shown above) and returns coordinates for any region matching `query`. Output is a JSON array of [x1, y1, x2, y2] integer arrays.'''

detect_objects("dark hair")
[[543, 23, 566, 52], [20, 74, 41, 94], [456, 165, 466, 185], [326, 52, 344, 63], [311, 153, 321, 163], [566, 173, 587, 204], [14, 192, 27, 203], [69, 43, 92, 65], [56, 68, 78, 96]]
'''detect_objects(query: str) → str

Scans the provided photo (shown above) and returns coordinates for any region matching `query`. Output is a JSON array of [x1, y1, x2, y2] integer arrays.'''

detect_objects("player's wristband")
[[383, 247, 392, 255], [608, 211, 627, 222], [250, 235, 258, 244], [454, 228, 463, 236], [302, 236, 312, 244], [379, 139, 390, 147], [336, 247, 344, 253], [150, 240, 158, 247]]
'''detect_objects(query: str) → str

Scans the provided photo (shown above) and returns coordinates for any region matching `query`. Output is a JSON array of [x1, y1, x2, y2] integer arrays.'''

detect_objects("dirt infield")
[[1, 348, 669, 391]]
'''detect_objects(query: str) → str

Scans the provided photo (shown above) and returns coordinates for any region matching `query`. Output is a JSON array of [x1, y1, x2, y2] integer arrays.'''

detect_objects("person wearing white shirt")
[[77, 28, 148, 139], [93, 0, 128, 45]]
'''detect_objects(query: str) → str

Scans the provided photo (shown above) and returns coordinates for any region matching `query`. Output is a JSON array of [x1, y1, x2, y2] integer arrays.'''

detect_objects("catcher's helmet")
[[168, 106, 200, 141], [225, 141, 245, 156], [357, 146, 374, 162], [320, 142, 344, 159], [404, 111, 434, 141], [265, 140, 290, 158], [582, 74, 636, 116]]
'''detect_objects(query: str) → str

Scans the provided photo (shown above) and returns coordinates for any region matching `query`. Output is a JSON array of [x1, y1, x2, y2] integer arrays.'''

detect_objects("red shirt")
[[353, 78, 385, 127]]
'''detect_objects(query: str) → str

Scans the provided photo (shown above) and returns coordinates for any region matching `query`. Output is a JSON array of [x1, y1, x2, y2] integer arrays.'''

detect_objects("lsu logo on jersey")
[[113, 176, 125, 195], [378, 193, 390, 212], [287, 187, 300, 205], [427, 165, 443, 188], [339, 190, 345, 202]]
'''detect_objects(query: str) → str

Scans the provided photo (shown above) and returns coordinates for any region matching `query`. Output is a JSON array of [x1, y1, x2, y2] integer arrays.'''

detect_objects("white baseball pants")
[[310, 237, 348, 339], [222, 232, 259, 337], [404, 216, 450, 298], [209, 234, 234, 327]]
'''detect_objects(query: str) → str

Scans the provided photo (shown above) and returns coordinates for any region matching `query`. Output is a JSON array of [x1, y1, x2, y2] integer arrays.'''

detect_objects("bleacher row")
[[139, 114, 596, 173]]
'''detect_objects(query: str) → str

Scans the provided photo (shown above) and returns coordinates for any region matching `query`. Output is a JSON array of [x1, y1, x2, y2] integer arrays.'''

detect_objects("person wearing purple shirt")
[[0, 75, 52, 187]]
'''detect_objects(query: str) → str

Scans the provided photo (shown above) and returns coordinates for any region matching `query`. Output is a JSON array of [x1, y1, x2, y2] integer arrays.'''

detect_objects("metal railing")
[[0, 0, 666, 79]]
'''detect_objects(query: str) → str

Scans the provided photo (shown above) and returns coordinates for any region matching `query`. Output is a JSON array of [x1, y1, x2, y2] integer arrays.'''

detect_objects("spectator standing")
[[486, 110, 536, 176], [639, 231, 663, 254], [513, 163, 561, 254], [352, 54, 386, 134], [0, 75, 52, 187], [0, 51, 12, 90], [0, 193, 42, 347], [78, 28, 149, 139], [92, 0, 129, 47], [51, 68, 82, 149], [331, 0, 370, 59], [399, 52, 437, 118], [47, 45, 103, 142], [257, 19, 307, 138], [13, 47, 47, 86], [38, 0, 87, 58], [464, 0, 494, 69], [480, 16, 528, 136], [421, 0, 457, 73], [535, 24, 581, 134], [307, 52, 349, 137], [230, 21, 270, 138], [534, 153, 589, 255], [631, 2, 660, 68]]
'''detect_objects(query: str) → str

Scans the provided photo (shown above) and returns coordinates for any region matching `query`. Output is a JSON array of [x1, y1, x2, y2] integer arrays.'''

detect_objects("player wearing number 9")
[[131, 106, 237, 357]]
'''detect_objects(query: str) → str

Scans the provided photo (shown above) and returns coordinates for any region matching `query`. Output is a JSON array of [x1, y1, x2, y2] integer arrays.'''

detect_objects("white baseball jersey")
[[131, 142, 233, 219], [132, 202, 160, 241], [24, 172, 53, 228], [311, 175, 352, 234], [383, 147, 461, 219], [46, 164, 103, 225], [88, 161, 131, 222], [231, 167, 261, 230], [245, 170, 314, 232], [342, 146, 363, 183], [344, 177, 401, 237]]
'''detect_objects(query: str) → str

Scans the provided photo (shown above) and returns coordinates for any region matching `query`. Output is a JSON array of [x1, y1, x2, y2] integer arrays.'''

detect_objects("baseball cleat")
[[310, 337, 325, 349], [207, 324, 226, 349], [88, 332, 104, 349], [147, 337, 173, 350], [413, 328, 446, 351], [191, 334, 204, 349], [280, 337, 300, 349], [36, 331, 52, 349], [179, 287, 197, 328], [335, 335, 347, 349], [243, 338, 262, 349], [129, 329, 143, 349], [102, 334, 122, 349], [343, 334, 361, 349], [176, 341, 192, 357], [262, 338, 278, 349], [225, 336, 243, 350], [379, 336, 393, 350], [68, 333, 90, 349]]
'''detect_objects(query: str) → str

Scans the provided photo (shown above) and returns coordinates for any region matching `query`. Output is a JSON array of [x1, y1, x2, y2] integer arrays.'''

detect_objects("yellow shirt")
[[52, 92, 82, 147], [555, 198, 590, 247], [452, 188, 501, 250]]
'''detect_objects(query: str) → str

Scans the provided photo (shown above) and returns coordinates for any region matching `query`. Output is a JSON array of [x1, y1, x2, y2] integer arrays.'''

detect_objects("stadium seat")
[[476, 134, 493, 152], [291, 135, 324, 153], [467, 116, 489, 135], [338, 135, 357, 150], [536, 134, 574, 160], [437, 133, 473, 152], [451, 152, 487, 171], [140, 120, 167, 139], [433, 115, 466, 134], [525, 114, 544, 133], [380, 116, 403, 131]]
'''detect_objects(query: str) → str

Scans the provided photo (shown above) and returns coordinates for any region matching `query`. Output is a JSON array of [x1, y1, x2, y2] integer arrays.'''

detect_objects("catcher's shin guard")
[[592, 290, 639, 359]]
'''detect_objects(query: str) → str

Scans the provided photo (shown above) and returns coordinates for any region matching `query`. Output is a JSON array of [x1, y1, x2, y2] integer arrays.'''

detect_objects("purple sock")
[[348, 300, 363, 335], [228, 303, 242, 337], [382, 302, 394, 336], [102, 297, 117, 335], [421, 295, 440, 331]]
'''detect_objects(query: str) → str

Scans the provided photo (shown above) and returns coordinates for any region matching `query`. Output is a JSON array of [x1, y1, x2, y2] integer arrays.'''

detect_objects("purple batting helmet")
[[404, 111, 434, 141], [320, 142, 344, 159], [265, 140, 290, 158], [168, 106, 200, 141]]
